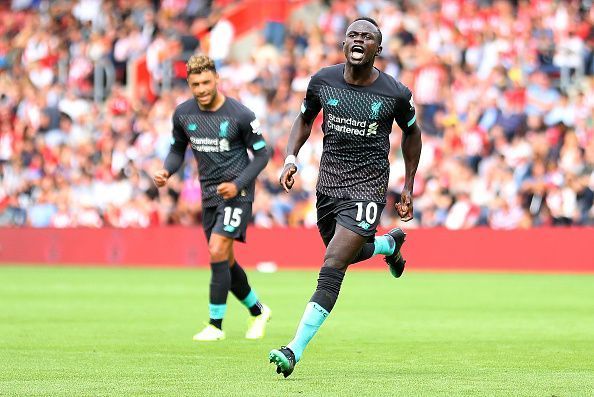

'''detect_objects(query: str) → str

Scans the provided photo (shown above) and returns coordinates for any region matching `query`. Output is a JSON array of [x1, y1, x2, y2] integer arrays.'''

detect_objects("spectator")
[[0, 0, 592, 230]]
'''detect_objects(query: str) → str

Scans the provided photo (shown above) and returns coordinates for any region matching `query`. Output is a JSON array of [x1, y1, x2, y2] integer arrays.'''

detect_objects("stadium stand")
[[0, 0, 593, 230]]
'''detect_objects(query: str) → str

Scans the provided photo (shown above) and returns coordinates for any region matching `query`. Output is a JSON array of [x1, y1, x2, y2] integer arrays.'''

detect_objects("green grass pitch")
[[1, 265, 593, 397]]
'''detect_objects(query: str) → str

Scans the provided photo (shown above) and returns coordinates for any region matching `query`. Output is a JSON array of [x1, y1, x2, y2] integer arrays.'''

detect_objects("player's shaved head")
[[349, 17, 382, 45]]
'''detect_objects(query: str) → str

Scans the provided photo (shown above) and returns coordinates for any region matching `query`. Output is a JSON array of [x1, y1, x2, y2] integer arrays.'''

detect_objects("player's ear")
[[376, 45, 383, 56], [342, 40, 345, 48]]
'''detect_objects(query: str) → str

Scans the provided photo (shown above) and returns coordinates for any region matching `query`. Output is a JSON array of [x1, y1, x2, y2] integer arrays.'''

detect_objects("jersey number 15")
[[223, 207, 243, 227]]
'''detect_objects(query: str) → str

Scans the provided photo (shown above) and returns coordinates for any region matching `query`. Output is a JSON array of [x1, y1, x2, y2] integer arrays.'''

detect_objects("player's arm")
[[394, 89, 422, 222], [218, 116, 270, 200], [400, 122, 422, 221], [153, 111, 188, 188], [279, 113, 315, 192], [281, 76, 322, 192]]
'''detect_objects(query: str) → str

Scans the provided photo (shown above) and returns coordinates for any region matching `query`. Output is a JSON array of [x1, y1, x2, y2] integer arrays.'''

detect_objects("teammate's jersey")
[[170, 97, 266, 207], [301, 64, 416, 203]]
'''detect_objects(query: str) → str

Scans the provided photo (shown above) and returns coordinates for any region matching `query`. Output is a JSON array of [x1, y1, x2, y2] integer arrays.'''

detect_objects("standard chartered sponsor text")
[[190, 136, 222, 152], [192, 145, 220, 152], [327, 113, 368, 136], [190, 137, 218, 145]]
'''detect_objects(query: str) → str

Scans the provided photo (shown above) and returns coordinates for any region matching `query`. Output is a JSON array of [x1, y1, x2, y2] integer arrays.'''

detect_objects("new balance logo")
[[326, 98, 339, 106], [187, 123, 197, 131], [312, 303, 329, 318], [357, 221, 371, 230]]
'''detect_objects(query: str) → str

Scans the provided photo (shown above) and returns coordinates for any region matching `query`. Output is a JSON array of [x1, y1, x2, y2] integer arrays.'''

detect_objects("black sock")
[[230, 262, 262, 316], [248, 301, 263, 316], [351, 243, 375, 264], [209, 260, 230, 329], [309, 266, 345, 313]]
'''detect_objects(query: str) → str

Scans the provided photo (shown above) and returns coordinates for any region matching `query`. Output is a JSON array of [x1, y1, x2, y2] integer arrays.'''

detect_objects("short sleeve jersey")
[[301, 64, 416, 203], [170, 97, 266, 207]]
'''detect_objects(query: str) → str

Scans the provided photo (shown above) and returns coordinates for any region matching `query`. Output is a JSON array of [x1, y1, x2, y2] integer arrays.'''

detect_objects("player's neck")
[[343, 63, 379, 86], [198, 92, 226, 112]]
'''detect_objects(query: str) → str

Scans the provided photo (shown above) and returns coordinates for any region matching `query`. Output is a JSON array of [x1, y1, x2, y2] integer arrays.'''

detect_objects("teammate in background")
[[269, 17, 422, 377], [153, 54, 271, 341]]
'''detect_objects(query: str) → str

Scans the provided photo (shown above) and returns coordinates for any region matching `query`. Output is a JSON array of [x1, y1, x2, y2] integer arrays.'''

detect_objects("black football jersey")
[[301, 64, 416, 203], [170, 97, 266, 207]]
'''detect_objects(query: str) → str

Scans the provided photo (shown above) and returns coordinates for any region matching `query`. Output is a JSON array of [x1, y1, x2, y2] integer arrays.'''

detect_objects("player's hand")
[[396, 189, 414, 222], [153, 169, 170, 188], [217, 182, 239, 200], [279, 164, 298, 193]]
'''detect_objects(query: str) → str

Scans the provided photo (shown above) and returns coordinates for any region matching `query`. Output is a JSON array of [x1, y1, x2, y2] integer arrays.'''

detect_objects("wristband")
[[284, 155, 297, 166]]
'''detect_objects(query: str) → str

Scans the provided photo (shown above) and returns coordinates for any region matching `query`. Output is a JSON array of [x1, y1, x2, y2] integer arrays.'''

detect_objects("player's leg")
[[316, 195, 406, 274], [193, 205, 232, 341], [287, 226, 365, 356], [381, 228, 407, 278], [340, 199, 407, 276], [226, 202, 265, 317], [192, 232, 233, 341], [207, 233, 234, 329], [351, 228, 407, 277], [220, 201, 271, 339], [228, 252, 265, 317], [270, 225, 366, 377], [228, 253, 272, 340], [340, 230, 404, 265], [317, 221, 387, 265]]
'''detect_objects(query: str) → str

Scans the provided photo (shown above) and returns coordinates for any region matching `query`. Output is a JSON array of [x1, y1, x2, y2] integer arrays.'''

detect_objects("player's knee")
[[322, 255, 348, 271], [208, 242, 230, 262]]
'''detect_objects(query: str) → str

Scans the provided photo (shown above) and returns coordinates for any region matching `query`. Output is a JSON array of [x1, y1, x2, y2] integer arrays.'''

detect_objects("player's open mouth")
[[351, 46, 364, 60]]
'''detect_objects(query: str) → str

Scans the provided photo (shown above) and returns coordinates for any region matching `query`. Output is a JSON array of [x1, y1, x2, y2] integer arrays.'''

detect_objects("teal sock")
[[241, 290, 258, 308], [242, 290, 263, 316], [287, 302, 329, 362], [209, 304, 227, 321], [373, 235, 395, 256]]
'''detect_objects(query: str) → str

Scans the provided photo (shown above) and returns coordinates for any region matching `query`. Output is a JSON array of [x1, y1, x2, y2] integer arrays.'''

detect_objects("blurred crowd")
[[1, 0, 594, 229]]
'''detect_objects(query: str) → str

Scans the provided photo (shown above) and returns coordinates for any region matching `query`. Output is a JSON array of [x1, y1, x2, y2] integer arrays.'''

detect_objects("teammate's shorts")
[[316, 192, 386, 243], [202, 201, 252, 243]]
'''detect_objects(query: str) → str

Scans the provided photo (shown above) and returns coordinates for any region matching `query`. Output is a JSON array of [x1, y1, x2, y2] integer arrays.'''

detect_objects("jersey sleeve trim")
[[407, 114, 416, 127], [252, 140, 266, 150]]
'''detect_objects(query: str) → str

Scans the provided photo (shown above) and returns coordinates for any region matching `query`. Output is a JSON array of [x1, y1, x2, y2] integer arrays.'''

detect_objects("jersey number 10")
[[355, 202, 378, 224]]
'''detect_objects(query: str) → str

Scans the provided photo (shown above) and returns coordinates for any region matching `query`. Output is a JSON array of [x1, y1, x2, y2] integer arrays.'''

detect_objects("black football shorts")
[[202, 201, 252, 243], [316, 192, 385, 244]]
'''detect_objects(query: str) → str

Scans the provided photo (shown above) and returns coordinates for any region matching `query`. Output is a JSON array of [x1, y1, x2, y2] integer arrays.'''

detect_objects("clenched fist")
[[153, 169, 170, 188], [396, 189, 414, 222], [217, 182, 239, 200], [279, 164, 298, 193]]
